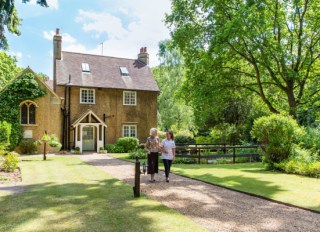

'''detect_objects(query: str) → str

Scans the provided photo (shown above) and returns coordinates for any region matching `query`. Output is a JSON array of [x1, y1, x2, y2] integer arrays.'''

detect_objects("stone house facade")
[[3, 29, 159, 153], [2, 68, 63, 153], [50, 29, 159, 152]]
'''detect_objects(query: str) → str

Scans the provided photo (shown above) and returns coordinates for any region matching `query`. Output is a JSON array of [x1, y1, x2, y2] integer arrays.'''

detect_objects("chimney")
[[137, 47, 149, 65], [53, 28, 62, 92], [53, 28, 62, 60]]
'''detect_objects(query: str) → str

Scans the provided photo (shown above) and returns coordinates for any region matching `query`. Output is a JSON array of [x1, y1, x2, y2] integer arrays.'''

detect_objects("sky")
[[6, 0, 172, 78]]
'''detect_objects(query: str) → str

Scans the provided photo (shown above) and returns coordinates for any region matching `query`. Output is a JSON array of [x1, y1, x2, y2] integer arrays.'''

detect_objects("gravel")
[[78, 153, 320, 232]]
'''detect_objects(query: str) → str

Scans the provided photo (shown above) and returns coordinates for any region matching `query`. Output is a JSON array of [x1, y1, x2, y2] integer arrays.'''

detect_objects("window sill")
[[21, 124, 38, 127], [80, 102, 96, 105], [123, 104, 137, 106]]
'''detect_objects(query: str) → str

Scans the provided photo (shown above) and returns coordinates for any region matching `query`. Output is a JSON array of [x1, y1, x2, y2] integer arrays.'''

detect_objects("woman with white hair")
[[145, 128, 160, 182]]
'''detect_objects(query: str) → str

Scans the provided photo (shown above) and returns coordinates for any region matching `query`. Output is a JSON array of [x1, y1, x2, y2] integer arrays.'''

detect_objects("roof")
[[72, 109, 107, 128], [56, 51, 159, 92], [45, 80, 54, 90]]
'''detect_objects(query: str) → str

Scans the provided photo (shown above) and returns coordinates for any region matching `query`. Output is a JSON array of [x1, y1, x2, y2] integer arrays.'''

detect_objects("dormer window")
[[82, 63, 90, 72], [120, 67, 129, 76]]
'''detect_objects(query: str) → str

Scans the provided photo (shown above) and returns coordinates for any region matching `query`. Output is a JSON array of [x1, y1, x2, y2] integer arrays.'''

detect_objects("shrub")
[[105, 144, 125, 153], [300, 127, 320, 154], [19, 138, 37, 154], [251, 114, 304, 167], [173, 158, 196, 164], [116, 137, 139, 152], [128, 148, 147, 159], [175, 135, 195, 144], [2, 152, 19, 172], [158, 131, 166, 140], [48, 134, 62, 149], [0, 121, 11, 150], [195, 136, 215, 144]]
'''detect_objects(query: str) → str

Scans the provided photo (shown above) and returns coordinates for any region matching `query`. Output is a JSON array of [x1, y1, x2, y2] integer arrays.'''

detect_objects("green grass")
[[0, 156, 206, 232], [170, 163, 320, 212], [110, 153, 147, 163]]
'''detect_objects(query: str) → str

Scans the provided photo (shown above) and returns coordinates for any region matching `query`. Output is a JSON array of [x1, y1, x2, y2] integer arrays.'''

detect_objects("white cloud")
[[74, 0, 171, 66], [9, 51, 23, 58], [43, 30, 76, 43], [47, 0, 58, 9]]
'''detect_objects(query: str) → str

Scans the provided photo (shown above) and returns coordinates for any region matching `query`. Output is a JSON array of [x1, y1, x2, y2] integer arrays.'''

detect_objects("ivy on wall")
[[0, 71, 46, 149]]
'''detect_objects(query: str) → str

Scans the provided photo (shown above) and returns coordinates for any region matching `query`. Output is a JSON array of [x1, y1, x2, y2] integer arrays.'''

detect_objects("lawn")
[[170, 163, 320, 212], [0, 156, 206, 232]]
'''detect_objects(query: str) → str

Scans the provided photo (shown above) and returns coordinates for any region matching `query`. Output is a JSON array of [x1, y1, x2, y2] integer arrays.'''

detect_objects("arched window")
[[19, 101, 38, 125]]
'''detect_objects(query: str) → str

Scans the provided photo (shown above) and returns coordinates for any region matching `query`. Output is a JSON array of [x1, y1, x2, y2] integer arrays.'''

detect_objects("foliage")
[[300, 126, 320, 154], [274, 146, 320, 177], [0, 71, 46, 149], [173, 157, 196, 164], [157, 130, 166, 140], [0, 0, 48, 49], [0, 52, 21, 88], [116, 137, 139, 152], [48, 134, 62, 149], [0, 121, 11, 149], [128, 148, 147, 160], [1, 151, 19, 172], [251, 114, 304, 167], [105, 144, 125, 153], [152, 40, 196, 131], [175, 135, 195, 144], [19, 138, 37, 154], [166, 0, 320, 121], [195, 136, 215, 144]]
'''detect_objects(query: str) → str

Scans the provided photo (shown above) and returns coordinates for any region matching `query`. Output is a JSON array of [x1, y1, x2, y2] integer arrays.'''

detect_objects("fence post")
[[233, 146, 236, 164], [133, 156, 140, 198], [198, 147, 201, 164]]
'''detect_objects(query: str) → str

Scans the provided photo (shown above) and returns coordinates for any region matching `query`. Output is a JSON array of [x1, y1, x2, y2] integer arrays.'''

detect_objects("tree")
[[152, 40, 195, 131], [0, 0, 48, 49], [166, 0, 320, 119], [0, 52, 21, 88]]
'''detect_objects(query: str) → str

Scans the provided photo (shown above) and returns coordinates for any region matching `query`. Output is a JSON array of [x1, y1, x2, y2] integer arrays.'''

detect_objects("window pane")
[[130, 126, 136, 137], [21, 104, 28, 124], [124, 91, 136, 105], [29, 105, 36, 124], [123, 126, 129, 137]]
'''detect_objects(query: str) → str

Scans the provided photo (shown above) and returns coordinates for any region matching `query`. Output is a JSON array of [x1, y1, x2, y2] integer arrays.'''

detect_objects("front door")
[[82, 126, 95, 151]]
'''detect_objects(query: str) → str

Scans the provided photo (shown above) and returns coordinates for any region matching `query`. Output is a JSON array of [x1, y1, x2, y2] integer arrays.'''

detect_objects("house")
[[0, 67, 62, 153], [5, 28, 159, 153]]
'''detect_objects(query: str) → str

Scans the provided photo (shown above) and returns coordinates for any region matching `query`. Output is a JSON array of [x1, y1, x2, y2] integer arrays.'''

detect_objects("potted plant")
[[99, 147, 106, 154], [71, 147, 81, 154]]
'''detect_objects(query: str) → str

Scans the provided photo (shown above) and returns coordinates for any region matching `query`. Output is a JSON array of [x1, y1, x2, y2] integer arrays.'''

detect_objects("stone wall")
[[56, 86, 158, 145], [20, 80, 62, 153]]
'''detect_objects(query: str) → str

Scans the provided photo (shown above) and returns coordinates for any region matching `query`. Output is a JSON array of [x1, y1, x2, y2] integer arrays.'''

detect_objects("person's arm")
[[145, 139, 151, 154], [173, 141, 176, 160]]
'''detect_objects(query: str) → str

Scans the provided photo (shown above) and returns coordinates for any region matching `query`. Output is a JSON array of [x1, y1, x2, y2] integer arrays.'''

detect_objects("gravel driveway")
[[78, 153, 320, 232]]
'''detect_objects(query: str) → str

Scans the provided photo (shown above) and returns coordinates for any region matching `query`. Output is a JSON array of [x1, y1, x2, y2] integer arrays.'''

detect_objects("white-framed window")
[[81, 63, 90, 72], [120, 67, 129, 76], [122, 125, 137, 137], [80, 88, 95, 104], [123, 91, 137, 105]]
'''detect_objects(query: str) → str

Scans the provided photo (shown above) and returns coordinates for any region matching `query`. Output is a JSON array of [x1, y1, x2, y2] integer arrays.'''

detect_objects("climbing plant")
[[0, 71, 46, 149]]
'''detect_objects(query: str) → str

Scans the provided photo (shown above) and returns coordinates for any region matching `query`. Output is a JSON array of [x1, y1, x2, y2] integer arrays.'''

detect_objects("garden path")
[[78, 153, 320, 232]]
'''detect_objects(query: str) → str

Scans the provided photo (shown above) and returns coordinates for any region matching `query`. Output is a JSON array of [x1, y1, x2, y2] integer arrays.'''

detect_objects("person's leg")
[[163, 159, 169, 178], [167, 160, 172, 177]]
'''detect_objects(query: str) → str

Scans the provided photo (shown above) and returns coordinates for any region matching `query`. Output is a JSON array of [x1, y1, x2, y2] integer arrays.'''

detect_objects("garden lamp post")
[[41, 131, 50, 160], [133, 156, 148, 198]]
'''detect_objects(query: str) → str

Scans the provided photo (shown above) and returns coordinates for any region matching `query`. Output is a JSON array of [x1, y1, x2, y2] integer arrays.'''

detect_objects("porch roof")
[[72, 109, 107, 128]]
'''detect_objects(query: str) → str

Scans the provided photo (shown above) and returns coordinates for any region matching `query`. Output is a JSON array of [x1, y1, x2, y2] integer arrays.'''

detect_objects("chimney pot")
[[138, 46, 149, 65], [56, 28, 60, 35]]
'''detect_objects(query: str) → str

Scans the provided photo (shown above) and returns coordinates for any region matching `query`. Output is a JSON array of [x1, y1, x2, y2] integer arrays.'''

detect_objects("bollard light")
[[142, 161, 148, 175]]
